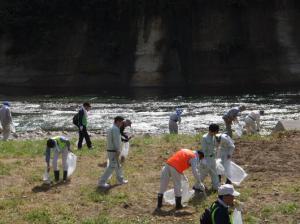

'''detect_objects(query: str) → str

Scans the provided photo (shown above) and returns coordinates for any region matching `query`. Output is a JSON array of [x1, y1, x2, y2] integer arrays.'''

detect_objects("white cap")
[[218, 184, 240, 197]]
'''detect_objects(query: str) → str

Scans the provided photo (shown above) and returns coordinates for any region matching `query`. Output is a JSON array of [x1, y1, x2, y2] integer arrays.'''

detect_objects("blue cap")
[[176, 108, 183, 116], [3, 101, 10, 106]]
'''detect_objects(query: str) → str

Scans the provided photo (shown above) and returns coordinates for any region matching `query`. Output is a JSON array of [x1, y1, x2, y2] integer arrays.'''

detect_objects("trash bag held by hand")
[[120, 142, 130, 158], [43, 168, 51, 184], [67, 152, 77, 177], [163, 176, 195, 205], [232, 209, 243, 224], [226, 161, 248, 186], [216, 159, 225, 175], [234, 123, 243, 137]]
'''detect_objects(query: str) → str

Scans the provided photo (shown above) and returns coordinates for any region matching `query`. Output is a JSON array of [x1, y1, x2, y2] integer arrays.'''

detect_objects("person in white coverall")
[[169, 108, 183, 134], [156, 148, 204, 210], [216, 133, 235, 184], [244, 110, 264, 135], [200, 124, 220, 191], [0, 101, 13, 141]]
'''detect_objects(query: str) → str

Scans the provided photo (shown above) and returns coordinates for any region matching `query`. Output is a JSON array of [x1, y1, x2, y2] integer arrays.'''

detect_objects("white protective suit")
[[201, 133, 220, 190], [0, 105, 12, 141], [159, 150, 204, 197], [217, 133, 235, 177], [244, 111, 261, 134]]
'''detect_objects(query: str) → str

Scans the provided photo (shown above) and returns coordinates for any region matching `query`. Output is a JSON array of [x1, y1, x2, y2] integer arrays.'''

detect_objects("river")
[[1, 91, 299, 135]]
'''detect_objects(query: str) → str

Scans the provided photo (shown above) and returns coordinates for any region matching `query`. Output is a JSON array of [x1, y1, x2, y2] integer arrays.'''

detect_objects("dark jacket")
[[120, 125, 129, 142], [211, 200, 232, 224]]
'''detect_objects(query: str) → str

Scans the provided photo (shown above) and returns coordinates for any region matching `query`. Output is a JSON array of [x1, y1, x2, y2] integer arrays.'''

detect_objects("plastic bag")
[[67, 152, 77, 177], [43, 168, 51, 184], [163, 176, 195, 205], [120, 142, 130, 158], [232, 209, 243, 224], [216, 159, 225, 175], [234, 123, 243, 137], [216, 159, 247, 186], [226, 161, 248, 186]]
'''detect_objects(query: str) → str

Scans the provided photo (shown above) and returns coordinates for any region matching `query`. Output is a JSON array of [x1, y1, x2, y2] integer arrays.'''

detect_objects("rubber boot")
[[54, 170, 60, 182], [157, 193, 163, 209], [218, 175, 222, 183], [175, 197, 183, 210], [63, 170, 68, 182]]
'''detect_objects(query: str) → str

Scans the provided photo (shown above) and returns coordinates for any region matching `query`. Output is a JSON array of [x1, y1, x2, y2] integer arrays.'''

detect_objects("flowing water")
[[2, 91, 300, 135]]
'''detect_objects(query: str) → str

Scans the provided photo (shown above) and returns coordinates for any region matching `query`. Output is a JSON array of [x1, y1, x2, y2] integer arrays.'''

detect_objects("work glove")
[[79, 126, 83, 131]]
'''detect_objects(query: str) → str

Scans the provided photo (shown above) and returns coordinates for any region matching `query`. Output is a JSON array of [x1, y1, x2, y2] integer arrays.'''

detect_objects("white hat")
[[218, 184, 240, 197]]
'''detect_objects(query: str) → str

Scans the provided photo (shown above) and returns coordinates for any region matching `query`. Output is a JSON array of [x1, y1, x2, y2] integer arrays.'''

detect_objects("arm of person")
[[7, 108, 13, 124], [227, 139, 235, 157], [45, 147, 51, 171], [190, 157, 202, 186], [112, 128, 122, 158], [178, 116, 181, 124]]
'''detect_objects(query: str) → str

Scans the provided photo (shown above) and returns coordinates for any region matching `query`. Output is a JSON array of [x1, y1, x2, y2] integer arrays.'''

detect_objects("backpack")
[[72, 113, 79, 126], [200, 203, 217, 224], [200, 208, 212, 224]]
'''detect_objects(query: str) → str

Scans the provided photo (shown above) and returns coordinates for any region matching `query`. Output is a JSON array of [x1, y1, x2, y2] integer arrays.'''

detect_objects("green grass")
[[0, 132, 299, 223], [25, 209, 52, 224]]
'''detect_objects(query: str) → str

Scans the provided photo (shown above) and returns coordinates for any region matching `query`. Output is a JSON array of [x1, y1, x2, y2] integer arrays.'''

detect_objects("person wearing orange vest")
[[156, 149, 204, 210]]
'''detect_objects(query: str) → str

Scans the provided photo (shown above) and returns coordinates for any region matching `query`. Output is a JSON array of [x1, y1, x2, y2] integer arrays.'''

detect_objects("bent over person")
[[98, 116, 128, 188], [45, 136, 71, 182], [157, 149, 204, 210], [222, 105, 246, 137], [244, 110, 264, 135]]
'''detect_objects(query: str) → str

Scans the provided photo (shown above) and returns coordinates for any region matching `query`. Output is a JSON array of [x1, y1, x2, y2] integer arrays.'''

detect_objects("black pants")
[[78, 126, 92, 149]]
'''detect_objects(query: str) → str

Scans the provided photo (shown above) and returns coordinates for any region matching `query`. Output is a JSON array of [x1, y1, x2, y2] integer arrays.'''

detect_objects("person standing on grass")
[[169, 108, 183, 134], [45, 136, 72, 182], [200, 124, 220, 191], [98, 116, 128, 188], [0, 101, 13, 141], [77, 102, 93, 150], [216, 133, 235, 184], [222, 105, 246, 137]]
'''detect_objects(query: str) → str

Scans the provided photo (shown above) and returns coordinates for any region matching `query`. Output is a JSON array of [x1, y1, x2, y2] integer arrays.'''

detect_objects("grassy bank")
[[0, 133, 299, 223]]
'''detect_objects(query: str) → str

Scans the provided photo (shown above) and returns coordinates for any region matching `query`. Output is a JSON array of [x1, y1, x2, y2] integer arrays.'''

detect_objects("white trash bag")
[[120, 142, 130, 158], [233, 123, 244, 137], [227, 161, 247, 186], [216, 159, 225, 175], [232, 209, 243, 224], [216, 159, 247, 186], [43, 168, 51, 184], [163, 176, 195, 205], [67, 152, 77, 177]]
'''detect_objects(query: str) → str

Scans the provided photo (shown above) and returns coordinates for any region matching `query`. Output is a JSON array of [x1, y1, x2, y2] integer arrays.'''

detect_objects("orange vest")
[[167, 149, 196, 173]]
